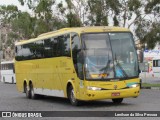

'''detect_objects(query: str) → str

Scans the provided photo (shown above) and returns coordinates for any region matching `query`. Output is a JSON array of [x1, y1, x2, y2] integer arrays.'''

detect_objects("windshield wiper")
[[100, 60, 111, 73], [99, 53, 112, 79]]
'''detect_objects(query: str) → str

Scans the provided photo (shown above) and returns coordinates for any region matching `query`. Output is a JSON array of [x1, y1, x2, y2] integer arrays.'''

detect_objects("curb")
[[141, 87, 160, 90]]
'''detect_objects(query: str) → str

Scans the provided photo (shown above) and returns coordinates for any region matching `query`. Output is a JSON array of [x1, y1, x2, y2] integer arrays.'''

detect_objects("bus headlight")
[[129, 84, 139, 88], [87, 86, 102, 91]]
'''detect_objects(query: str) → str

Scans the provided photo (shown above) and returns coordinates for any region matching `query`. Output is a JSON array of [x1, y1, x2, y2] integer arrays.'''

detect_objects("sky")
[[0, 0, 28, 12]]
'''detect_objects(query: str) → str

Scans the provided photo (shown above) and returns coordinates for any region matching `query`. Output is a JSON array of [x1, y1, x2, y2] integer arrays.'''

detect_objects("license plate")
[[111, 92, 120, 96]]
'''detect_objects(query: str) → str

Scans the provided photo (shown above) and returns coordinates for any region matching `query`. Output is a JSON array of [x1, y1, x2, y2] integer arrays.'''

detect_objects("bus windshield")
[[82, 32, 138, 80]]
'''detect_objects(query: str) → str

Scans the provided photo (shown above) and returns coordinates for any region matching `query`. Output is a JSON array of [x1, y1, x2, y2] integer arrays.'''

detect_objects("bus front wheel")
[[68, 85, 81, 106], [112, 98, 123, 104]]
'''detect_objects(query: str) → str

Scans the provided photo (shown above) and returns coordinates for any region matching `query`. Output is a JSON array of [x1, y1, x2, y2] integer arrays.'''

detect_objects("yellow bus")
[[15, 26, 140, 106]]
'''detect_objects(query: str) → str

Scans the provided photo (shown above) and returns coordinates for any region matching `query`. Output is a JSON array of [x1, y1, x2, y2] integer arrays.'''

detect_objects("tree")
[[145, 0, 160, 14], [57, 0, 84, 27], [0, 5, 20, 59], [18, 0, 67, 35], [135, 0, 160, 49], [11, 12, 35, 39], [0, 5, 19, 24], [109, 0, 143, 28], [11, 0, 160, 50], [57, 0, 121, 26], [87, 0, 109, 26]]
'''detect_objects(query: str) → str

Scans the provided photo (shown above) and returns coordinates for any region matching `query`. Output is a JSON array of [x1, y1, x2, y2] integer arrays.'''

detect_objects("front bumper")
[[79, 87, 140, 101]]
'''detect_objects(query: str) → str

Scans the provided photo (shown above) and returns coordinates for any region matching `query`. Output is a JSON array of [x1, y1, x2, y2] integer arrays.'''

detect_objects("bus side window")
[[71, 33, 84, 80], [15, 46, 23, 61]]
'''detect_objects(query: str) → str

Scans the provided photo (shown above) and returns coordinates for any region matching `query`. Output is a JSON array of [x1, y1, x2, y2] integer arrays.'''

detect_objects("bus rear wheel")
[[24, 84, 30, 98], [68, 85, 81, 106], [112, 98, 123, 104], [3, 77, 5, 83], [29, 83, 38, 99], [12, 77, 14, 84]]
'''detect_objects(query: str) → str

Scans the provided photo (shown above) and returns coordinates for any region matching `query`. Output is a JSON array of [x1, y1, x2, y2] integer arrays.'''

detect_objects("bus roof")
[[15, 26, 130, 46]]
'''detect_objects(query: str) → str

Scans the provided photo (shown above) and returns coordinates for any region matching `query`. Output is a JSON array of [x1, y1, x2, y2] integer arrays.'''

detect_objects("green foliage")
[[18, 0, 25, 6], [18, 0, 35, 9], [142, 83, 160, 87], [66, 12, 82, 27], [35, 0, 54, 19], [0, 5, 19, 23], [57, 2, 65, 14], [133, 0, 160, 49], [136, 21, 160, 49], [105, 0, 121, 15], [145, 0, 160, 13], [87, 0, 108, 26], [143, 24, 160, 49], [11, 12, 34, 39], [34, 19, 48, 36], [113, 15, 119, 26], [57, 0, 83, 27], [0, 0, 160, 53], [8, 32, 19, 40], [128, 0, 141, 11]]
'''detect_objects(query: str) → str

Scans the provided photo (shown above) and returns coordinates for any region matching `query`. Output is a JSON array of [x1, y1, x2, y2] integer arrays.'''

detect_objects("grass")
[[142, 83, 160, 87]]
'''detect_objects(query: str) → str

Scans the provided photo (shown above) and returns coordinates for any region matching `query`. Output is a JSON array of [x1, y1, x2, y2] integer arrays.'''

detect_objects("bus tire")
[[140, 79, 142, 89], [24, 84, 30, 98], [29, 83, 38, 99], [112, 98, 123, 104], [68, 85, 81, 106], [12, 77, 14, 84], [3, 77, 5, 83]]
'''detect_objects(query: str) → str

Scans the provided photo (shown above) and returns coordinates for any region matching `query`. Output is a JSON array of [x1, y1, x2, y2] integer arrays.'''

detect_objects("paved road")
[[0, 82, 160, 120]]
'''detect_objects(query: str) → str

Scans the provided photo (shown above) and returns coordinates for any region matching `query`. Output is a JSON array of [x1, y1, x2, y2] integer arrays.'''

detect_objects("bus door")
[[71, 33, 84, 98]]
